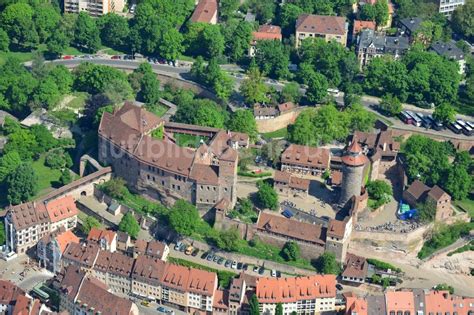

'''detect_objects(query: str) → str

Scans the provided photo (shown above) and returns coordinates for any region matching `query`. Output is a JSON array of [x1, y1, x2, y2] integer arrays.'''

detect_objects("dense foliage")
[[256, 180, 279, 210], [418, 222, 473, 259], [119, 212, 141, 239]]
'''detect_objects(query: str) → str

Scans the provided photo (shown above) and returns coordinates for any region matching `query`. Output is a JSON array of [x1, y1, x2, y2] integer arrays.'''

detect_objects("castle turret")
[[339, 140, 368, 207]]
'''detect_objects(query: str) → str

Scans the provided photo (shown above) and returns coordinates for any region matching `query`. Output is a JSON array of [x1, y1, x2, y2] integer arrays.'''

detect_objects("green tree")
[[0, 3, 38, 49], [347, 103, 375, 132], [0, 222, 5, 245], [48, 65, 74, 95], [73, 63, 130, 94], [417, 199, 437, 223], [0, 28, 10, 51], [0, 150, 22, 182], [217, 228, 241, 251], [239, 66, 270, 105], [280, 82, 302, 104], [30, 124, 60, 153], [249, 294, 260, 315], [213, 72, 234, 101], [281, 241, 300, 261], [278, 4, 304, 35], [365, 57, 408, 101], [433, 103, 456, 124], [33, 77, 61, 109], [59, 169, 72, 185], [119, 212, 140, 239], [202, 25, 225, 59], [275, 303, 283, 315], [168, 200, 201, 236], [366, 180, 392, 204], [379, 94, 402, 116], [445, 167, 472, 200], [224, 21, 253, 61], [140, 72, 161, 105], [313, 252, 341, 275], [288, 109, 318, 145], [306, 71, 328, 104], [159, 28, 184, 61], [220, 0, 240, 19], [451, 0, 474, 41], [255, 40, 290, 79], [101, 178, 127, 199], [81, 216, 102, 234], [33, 4, 61, 43], [46, 27, 70, 58], [256, 180, 279, 210], [374, 0, 389, 26], [97, 13, 129, 49], [73, 12, 101, 52], [194, 100, 226, 128], [228, 110, 258, 141], [6, 163, 38, 205], [313, 104, 349, 144], [414, 20, 442, 46], [45, 149, 72, 170], [360, 4, 377, 21], [434, 283, 455, 294], [3, 129, 38, 160]]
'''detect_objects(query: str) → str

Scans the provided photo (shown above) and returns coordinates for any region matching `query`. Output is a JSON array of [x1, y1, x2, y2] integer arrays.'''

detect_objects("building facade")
[[439, 0, 464, 17], [356, 29, 409, 68], [280, 144, 331, 176], [4, 195, 78, 255], [295, 14, 348, 47], [273, 170, 310, 198], [98, 102, 245, 210], [37, 229, 80, 273], [64, 0, 125, 17]]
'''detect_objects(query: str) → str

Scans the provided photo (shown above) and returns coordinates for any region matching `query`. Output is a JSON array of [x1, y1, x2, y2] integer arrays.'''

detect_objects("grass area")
[[447, 241, 474, 257], [62, 46, 84, 56], [417, 222, 474, 259], [367, 258, 402, 273], [454, 198, 474, 219], [31, 155, 63, 198], [168, 257, 236, 289], [145, 104, 168, 117], [66, 92, 89, 109], [372, 112, 394, 126], [237, 170, 272, 178], [262, 127, 288, 139], [178, 54, 196, 62], [174, 133, 208, 148], [100, 46, 128, 55]]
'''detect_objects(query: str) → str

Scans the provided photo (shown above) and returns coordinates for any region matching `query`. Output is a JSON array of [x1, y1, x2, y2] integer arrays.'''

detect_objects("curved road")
[[49, 58, 473, 141]]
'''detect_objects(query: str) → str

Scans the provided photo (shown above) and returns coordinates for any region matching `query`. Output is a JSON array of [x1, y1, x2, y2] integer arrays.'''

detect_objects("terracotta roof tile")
[[281, 144, 331, 169], [296, 14, 346, 35], [190, 0, 217, 23], [56, 230, 80, 253], [87, 228, 117, 247]]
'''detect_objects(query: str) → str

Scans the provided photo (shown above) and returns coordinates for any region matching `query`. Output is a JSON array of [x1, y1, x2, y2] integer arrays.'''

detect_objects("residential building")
[[63, 0, 125, 17], [273, 170, 310, 198], [37, 229, 80, 273], [350, 289, 474, 315], [0, 280, 51, 315], [131, 255, 165, 300], [439, 0, 465, 17], [56, 266, 139, 315], [295, 14, 348, 47], [256, 275, 337, 314], [430, 40, 466, 74], [98, 102, 244, 210], [356, 29, 409, 67], [91, 250, 135, 294], [398, 17, 423, 40], [133, 239, 169, 260], [249, 25, 282, 57], [280, 144, 331, 176], [87, 227, 117, 252], [342, 253, 368, 284], [117, 231, 132, 252], [253, 102, 296, 120], [403, 180, 453, 221], [228, 277, 247, 315], [353, 20, 376, 41], [4, 195, 78, 254], [190, 0, 218, 24], [62, 242, 101, 271]]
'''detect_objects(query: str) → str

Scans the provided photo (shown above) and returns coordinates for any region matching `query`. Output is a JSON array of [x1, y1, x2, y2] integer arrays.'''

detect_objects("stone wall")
[[255, 107, 306, 133], [157, 74, 218, 101]]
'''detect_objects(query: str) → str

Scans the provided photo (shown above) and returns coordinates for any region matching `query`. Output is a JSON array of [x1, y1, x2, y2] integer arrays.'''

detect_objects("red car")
[[111, 55, 121, 60], [62, 55, 73, 60]]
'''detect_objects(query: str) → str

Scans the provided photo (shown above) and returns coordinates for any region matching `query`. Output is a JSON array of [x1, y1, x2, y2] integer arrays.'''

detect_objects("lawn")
[[454, 198, 474, 219], [67, 92, 89, 110], [174, 133, 208, 148], [100, 46, 128, 56], [262, 127, 288, 139], [31, 155, 63, 198]]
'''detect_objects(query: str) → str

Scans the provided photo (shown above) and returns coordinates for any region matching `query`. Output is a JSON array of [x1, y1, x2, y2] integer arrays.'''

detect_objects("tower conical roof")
[[341, 141, 368, 166]]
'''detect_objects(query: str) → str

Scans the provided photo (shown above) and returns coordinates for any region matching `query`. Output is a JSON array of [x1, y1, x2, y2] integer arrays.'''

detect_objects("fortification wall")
[[255, 107, 306, 133]]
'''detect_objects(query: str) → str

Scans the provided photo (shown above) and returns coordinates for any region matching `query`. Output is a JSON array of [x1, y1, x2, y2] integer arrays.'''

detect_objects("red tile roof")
[[257, 212, 326, 245], [278, 102, 295, 113], [353, 20, 376, 35], [0, 280, 25, 306], [190, 0, 217, 23], [45, 195, 78, 223], [56, 230, 80, 253], [385, 291, 415, 313], [296, 14, 346, 35], [87, 228, 116, 247], [256, 275, 336, 304], [327, 219, 346, 238], [345, 294, 368, 315], [342, 141, 368, 166], [274, 170, 310, 191], [162, 264, 217, 296], [252, 25, 282, 43], [281, 144, 331, 169]]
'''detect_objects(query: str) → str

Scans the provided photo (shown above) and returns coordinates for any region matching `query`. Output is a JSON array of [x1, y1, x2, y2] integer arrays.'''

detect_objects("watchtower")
[[339, 141, 368, 207]]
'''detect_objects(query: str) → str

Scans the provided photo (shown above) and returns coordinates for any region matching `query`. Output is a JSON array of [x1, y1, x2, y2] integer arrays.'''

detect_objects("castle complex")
[[98, 102, 248, 210]]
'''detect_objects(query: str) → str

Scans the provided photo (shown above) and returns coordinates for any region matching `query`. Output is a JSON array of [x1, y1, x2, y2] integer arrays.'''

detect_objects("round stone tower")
[[339, 140, 368, 207]]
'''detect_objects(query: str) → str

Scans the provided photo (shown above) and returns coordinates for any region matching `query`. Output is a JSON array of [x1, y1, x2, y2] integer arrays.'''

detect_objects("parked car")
[[213, 255, 220, 262], [231, 261, 238, 269], [206, 253, 214, 261], [185, 246, 194, 255], [217, 257, 225, 265], [111, 55, 121, 60], [157, 306, 168, 313], [179, 243, 186, 252], [276, 271, 281, 278], [253, 265, 259, 273], [271, 269, 277, 277], [242, 264, 249, 271], [62, 55, 73, 60], [141, 301, 150, 307], [191, 248, 199, 257], [336, 284, 343, 291], [225, 260, 232, 268], [237, 262, 243, 270], [201, 252, 209, 259], [174, 241, 183, 251], [258, 267, 265, 275]]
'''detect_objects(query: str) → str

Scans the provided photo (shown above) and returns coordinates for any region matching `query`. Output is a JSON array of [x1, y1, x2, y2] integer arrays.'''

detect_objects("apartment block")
[[439, 0, 465, 17], [4, 195, 78, 255], [295, 14, 348, 48], [64, 0, 125, 17]]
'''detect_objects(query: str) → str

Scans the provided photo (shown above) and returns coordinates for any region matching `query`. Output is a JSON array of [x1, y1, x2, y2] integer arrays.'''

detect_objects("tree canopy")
[[168, 200, 201, 236], [313, 252, 341, 275], [256, 180, 279, 210], [6, 163, 38, 205], [119, 212, 140, 239]]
